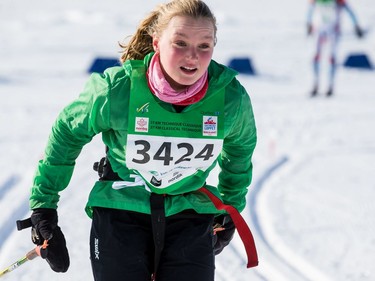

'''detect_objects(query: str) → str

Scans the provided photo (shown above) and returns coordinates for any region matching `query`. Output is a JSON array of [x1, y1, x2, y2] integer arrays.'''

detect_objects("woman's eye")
[[175, 41, 186, 47], [199, 44, 210, 49]]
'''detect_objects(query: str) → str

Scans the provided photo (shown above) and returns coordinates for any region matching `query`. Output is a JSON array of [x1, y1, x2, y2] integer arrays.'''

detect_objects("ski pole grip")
[[26, 248, 39, 261]]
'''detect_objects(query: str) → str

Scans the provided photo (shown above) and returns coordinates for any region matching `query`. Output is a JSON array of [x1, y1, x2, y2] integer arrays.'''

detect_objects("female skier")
[[23, 0, 258, 280], [307, 0, 364, 96]]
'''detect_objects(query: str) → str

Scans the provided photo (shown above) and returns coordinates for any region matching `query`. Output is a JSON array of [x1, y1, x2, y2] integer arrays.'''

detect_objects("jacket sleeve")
[[29, 72, 112, 209], [217, 80, 257, 212]]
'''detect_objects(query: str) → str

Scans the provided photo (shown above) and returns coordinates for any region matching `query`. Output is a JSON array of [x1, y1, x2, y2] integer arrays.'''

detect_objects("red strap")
[[199, 187, 259, 268]]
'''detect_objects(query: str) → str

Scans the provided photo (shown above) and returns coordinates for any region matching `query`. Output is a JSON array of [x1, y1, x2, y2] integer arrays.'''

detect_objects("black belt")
[[150, 193, 166, 281]]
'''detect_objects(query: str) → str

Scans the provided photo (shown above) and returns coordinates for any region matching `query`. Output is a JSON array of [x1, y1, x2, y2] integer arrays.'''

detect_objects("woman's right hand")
[[30, 208, 70, 272]]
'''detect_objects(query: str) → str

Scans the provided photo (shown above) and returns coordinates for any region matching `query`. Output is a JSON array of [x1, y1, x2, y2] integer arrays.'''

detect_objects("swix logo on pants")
[[94, 238, 100, 260]]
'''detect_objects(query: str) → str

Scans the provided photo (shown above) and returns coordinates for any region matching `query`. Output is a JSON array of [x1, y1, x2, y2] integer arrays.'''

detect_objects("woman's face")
[[153, 15, 215, 91]]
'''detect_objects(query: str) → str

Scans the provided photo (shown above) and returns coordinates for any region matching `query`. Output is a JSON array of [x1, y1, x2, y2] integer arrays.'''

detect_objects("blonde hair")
[[119, 0, 217, 63]]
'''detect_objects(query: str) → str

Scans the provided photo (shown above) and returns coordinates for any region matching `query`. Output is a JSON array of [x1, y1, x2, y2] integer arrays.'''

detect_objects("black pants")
[[90, 207, 215, 281]]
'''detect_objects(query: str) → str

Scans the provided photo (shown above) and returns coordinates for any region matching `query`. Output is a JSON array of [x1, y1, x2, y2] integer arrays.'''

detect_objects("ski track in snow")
[[247, 156, 337, 281], [0, 175, 20, 201], [0, 175, 21, 247], [0, 174, 31, 252], [220, 155, 331, 281]]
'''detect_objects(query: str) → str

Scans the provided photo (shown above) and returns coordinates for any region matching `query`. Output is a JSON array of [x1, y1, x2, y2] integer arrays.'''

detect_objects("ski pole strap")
[[16, 218, 32, 231], [198, 187, 259, 268], [150, 193, 166, 280]]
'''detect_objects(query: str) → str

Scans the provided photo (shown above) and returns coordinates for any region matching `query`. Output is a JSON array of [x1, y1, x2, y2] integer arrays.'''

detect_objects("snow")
[[1, 0, 375, 280]]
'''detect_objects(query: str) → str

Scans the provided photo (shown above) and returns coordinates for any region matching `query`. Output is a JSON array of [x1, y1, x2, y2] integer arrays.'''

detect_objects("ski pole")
[[0, 240, 48, 278]]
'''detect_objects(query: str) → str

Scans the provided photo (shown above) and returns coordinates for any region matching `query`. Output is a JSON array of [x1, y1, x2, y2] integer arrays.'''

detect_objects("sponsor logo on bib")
[[135, 117, 149, 132], [203, 116, 217, 136]]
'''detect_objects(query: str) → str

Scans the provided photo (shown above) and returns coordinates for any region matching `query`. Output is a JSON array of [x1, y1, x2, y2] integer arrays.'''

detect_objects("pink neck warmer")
[[147, 53, 208, 105]]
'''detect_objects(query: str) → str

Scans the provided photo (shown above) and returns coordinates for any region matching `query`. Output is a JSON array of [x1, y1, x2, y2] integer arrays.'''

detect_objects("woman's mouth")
[[180, 66, 197, 74]]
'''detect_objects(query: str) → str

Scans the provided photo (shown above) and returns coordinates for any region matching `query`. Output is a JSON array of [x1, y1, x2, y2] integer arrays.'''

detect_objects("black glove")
[[213, 215, 235, 255], [30, 208, 70, 273], [355, 25, 364, 38]]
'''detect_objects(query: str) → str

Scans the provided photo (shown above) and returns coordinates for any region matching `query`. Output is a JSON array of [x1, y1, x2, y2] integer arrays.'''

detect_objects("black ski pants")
[[90, 207, 215, 281]]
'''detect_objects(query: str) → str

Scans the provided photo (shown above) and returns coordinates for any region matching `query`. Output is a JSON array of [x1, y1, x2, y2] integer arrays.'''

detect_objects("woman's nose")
[[187, 47, 198, 60]]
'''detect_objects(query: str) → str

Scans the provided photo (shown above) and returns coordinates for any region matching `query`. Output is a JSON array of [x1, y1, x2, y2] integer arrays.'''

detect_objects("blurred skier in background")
[[307, 0, 364, 97]]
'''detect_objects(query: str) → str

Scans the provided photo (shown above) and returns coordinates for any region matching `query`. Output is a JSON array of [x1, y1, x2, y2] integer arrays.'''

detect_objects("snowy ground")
[[1, 0, 375, 280]]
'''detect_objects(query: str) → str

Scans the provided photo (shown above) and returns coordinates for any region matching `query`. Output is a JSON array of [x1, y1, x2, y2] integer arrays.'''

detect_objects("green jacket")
[[30, 53, 257, 218]]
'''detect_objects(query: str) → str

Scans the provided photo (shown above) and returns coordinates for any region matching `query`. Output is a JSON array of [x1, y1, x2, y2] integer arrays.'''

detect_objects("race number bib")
[[318, 2, 336, 25], [126, 134, 223, 189]]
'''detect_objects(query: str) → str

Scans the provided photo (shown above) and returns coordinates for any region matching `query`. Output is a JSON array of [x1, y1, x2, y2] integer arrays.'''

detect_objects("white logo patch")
[[135, 117, 149, 133]]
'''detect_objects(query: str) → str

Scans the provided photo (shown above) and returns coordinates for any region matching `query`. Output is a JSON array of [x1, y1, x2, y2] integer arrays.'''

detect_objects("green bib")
[[126, 61, 225, 193]]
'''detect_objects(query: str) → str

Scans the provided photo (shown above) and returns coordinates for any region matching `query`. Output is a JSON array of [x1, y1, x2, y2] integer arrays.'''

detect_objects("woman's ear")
[[152, 32, 159, 53]]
